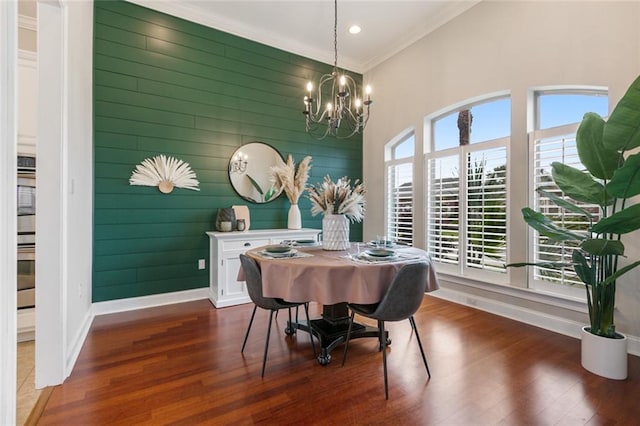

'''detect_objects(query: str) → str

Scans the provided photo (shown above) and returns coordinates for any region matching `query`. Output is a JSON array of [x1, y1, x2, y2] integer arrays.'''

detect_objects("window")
[[529, 90, 608, 296], [427, 96, 510, 280], [537, 92, 608, 130], [385, 132, 414, 245]]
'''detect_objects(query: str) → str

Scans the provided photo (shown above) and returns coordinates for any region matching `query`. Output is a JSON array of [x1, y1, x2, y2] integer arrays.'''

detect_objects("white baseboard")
[[17, 308, 35, 342], [91, 288, 209, 316], [65, 307, 94, 379], [432, 287, 640, 357]]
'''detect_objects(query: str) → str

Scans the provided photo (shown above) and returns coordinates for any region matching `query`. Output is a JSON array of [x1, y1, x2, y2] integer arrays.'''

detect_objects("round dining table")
[[242, 243, 439, 364]]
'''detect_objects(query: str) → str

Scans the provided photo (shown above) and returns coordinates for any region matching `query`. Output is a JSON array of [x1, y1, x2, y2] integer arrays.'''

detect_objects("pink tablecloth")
[[240, 245, 439, 305]]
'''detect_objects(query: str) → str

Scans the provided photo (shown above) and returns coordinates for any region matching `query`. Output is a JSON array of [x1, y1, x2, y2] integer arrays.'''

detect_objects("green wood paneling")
[[93, 1, 363, 302]]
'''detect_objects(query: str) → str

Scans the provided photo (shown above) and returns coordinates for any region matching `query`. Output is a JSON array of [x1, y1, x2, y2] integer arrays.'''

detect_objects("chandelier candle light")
[[229, 151, 248, 174], [303, 0, 373, 139]]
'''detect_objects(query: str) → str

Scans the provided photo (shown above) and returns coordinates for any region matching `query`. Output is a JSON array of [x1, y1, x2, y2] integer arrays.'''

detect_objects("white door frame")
[[0, 1, 18, 422], [36, 0, 67, 388]]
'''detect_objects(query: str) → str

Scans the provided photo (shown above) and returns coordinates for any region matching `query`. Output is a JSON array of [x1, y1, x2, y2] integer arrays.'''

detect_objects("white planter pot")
[[287, 203, 301, 230], [581, 326, 627, 380], [322, 214, 349, 251]]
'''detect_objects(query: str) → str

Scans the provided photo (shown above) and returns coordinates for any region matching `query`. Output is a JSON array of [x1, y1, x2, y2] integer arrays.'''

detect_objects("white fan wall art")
[[129, 155, 200, 193]]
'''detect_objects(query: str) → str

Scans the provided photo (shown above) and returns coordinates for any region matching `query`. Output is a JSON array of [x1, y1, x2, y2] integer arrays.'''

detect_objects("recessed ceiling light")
[[349, 25, 361, 35]]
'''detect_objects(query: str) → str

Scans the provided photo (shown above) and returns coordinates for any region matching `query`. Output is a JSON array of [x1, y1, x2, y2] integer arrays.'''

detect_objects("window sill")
[[435, 271, 588, 315]]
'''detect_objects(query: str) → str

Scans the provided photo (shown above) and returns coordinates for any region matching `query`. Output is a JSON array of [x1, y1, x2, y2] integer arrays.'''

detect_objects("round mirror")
[[228, 142, 284, 203]]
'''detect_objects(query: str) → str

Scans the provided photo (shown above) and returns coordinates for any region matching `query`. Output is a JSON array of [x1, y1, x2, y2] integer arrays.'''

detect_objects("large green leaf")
[[576, 113, 620, 179], [603, 75, 640, 152], [580, 239, 625, 256], [591, 203, 640, 235], [606, 153, 640, 199], [264, 186, 277, 202], [536, 188, 594, 220], [246, 174, 264, 195], [551, 162, 611, 206], [601, 260, 640, 287], [572, 250, 593, 286], [522, 207, 585, 241]]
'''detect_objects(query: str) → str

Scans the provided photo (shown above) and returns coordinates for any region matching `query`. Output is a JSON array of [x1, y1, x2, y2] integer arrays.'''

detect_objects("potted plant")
[[509, 75, 640, 379], [308, 175, 366, 250]]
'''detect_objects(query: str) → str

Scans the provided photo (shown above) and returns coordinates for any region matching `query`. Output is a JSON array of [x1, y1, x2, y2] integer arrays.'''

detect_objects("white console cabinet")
[[206, 228, 320, 308]]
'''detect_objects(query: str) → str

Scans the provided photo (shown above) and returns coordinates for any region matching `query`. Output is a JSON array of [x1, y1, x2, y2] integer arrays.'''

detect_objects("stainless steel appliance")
[[17, 155, 35, 309]]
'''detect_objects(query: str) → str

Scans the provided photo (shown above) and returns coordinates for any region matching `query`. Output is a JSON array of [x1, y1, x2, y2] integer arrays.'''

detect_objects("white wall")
[[0, 1, 18, 421], [364, 2, 640, 342], [36, 0, 93, 387], [63, 0, 93, 374]]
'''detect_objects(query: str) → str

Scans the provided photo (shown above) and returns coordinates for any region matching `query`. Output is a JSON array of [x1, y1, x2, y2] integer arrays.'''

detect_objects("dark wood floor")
[[38, 296, 640, 425]]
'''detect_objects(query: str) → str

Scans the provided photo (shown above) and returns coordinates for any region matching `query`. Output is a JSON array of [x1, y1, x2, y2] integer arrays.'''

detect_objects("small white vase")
[[288, 203, 301, 230], [581, 326, 628, 380], [322, 214, 349, 250]]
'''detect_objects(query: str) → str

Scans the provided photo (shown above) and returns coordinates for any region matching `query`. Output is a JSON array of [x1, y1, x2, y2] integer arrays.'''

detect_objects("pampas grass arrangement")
[[271, 154, 312, 204], [129, 154, 200, 193], [308, 175, 366, 223]]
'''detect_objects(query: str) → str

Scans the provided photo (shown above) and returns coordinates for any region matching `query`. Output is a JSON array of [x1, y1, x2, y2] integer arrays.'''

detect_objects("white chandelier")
[[303, 0, 373, 140]]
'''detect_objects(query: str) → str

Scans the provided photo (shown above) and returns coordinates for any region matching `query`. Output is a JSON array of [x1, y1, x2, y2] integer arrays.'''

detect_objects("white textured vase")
[[287, 203, 301, 230], [581, 326, 628, 380], [322, 214, 349, 250]]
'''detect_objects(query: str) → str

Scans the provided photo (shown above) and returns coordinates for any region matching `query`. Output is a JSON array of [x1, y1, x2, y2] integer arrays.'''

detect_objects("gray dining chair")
[[239, 254, 316, 377], [341, 261, 431, 399]]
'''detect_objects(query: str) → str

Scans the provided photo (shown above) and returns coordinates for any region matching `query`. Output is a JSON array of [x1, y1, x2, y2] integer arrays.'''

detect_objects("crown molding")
[[361, 1, 481, 72]]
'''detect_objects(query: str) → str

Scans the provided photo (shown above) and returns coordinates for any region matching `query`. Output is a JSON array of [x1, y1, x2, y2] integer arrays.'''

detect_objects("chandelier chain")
[[333, 0, 338, 71], [302, 0, 373, 139]]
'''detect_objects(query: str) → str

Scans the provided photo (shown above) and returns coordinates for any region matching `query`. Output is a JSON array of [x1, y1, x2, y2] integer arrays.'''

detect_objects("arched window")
[[529, 89, 608, 296], [385, 131, 414, 245], [426, 96, 510, 280]]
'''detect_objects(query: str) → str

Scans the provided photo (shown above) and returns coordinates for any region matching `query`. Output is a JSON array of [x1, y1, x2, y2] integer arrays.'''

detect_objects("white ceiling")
[[129, 1, 480, 73]]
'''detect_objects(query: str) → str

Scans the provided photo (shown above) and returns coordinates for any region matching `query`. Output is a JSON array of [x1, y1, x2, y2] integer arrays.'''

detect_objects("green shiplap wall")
[[93, 1, 363, 302]]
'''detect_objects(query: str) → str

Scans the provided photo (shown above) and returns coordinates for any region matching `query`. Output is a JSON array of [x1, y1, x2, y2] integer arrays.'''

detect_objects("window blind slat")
[[386, 162, 413, 245], [532, 133, 601, 288]]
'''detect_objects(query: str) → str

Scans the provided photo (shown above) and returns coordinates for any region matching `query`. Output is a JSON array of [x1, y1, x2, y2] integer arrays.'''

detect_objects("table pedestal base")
[[291, 302, 387, 365]]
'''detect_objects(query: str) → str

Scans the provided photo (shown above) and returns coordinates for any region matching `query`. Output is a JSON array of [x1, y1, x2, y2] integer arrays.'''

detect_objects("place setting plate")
[[280, 239, 320, 247], [292, 239, 319, 247], [357, 248, 399, 262], [366, 239, 398, 249], [260, 245, 298, 258]]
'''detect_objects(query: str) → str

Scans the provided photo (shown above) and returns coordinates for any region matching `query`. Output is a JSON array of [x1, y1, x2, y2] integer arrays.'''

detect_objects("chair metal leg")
[[241, 305, 258, 353], [380, 320, 389, 400], [409, 316, 430, 378], [341, 310, 356, 366], [261, 310, 275, 378], [303, 302, 317, 358], [410, 314, 417, 332]]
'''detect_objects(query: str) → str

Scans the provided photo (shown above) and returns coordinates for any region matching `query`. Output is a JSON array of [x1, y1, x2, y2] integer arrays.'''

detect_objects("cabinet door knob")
[[244, 242, 251, 247]]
